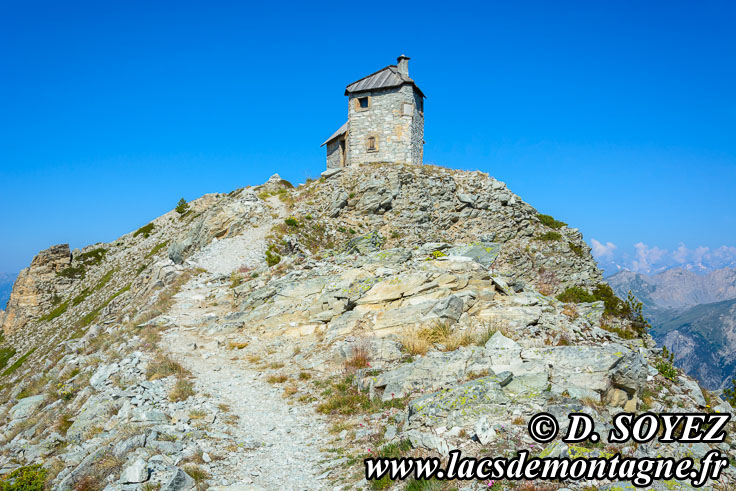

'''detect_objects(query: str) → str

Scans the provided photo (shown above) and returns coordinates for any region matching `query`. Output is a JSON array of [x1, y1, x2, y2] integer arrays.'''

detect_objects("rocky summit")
[[0, 162, 734, 490]]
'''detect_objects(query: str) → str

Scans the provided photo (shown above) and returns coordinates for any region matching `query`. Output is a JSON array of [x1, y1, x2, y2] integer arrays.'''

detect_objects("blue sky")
[[1, 1, 734, 274]]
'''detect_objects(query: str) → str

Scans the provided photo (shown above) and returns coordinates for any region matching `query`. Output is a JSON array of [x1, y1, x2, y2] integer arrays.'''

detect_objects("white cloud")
[[590, 239, 617, 260], [631, 242, 668, 273], [594, 241, 736, 275]]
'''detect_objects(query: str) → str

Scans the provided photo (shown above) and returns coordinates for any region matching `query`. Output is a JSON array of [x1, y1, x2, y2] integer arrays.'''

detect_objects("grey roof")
[[321, 121, 347, 147], [345, 65, 425, 98]]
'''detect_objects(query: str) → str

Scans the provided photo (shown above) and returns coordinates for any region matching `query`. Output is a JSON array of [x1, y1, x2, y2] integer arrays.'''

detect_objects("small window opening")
[[366, 136, 377, 152], [358, 97, 369, 109]]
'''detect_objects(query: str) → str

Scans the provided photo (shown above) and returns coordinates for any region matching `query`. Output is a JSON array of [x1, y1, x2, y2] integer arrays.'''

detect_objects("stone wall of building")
[[326, 138, 344, 169], [410, 89, 424, 165], [346, 85, 420, 165]]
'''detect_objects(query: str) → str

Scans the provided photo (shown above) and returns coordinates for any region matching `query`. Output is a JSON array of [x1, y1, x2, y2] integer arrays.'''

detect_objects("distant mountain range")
[[0, 273, 16, 311], [608, 267, 736, 389]]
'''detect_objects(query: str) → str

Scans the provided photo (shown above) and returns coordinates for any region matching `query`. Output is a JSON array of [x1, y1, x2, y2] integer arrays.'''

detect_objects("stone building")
[[322, 55, 425, 168]]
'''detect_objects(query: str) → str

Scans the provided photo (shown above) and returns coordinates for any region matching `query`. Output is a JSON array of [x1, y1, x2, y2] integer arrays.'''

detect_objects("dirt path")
[[159, 196, 337, 489], [161, 278, 334, 489]]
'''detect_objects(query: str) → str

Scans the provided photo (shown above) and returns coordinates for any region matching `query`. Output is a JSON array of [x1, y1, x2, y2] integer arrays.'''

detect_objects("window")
[[356, 96, 370, 111], [366, 136, 377, 152], [402, 102, 413, 116]]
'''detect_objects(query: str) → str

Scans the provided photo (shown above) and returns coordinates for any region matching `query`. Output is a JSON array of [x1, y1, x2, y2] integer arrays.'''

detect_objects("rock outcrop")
[[1, 244, 71, 334]]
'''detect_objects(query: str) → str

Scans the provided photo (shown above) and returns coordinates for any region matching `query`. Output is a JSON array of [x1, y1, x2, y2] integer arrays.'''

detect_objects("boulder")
[[405, 430, 450, 456], [474, 416, 497, 444], [9, 394, 46, 420], [408, 376, 509, 428], [161, 468, 196, 491], [446, 242, 501, 268], [341, 231, 384, 255], [120, 459, 149, 484], [608, 352, 648, 396]]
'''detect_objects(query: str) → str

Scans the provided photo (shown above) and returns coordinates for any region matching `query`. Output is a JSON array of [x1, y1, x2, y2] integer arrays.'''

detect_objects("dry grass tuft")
[[344, 344, 370, 371], [146, 353, 190, 381], [227, 341, 248, 350], [398, 329, 431, 356], [562, 304, 579, 320], [266, 373, 288, 384], [169, 379, 195, 401]]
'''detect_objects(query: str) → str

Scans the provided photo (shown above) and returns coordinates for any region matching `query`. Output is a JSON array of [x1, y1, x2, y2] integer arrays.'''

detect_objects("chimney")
[[397, 55, 410, 77]]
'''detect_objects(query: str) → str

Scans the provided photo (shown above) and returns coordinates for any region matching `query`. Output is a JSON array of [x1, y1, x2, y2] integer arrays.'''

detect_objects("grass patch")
[[537, 213, 566, 229], [568, 242, 584, 257], [400, 321, 477, 354], [267, 373, 288, 384], [78, 284, 131, 327], [284, 217, 299, 227], [147, 354, 190, 380], [0, 347, 17, 372], [56, 265, 85, 279], [557, 286, 596, 303], [316, 375, 408, 416], [0, 464, 47, 490], [72, 269, 116, 306], [265, 248, 281, 267], [170, 379, 195, 401], [537, 231, 562, 242], [133, 222, 155, 239], [145, 241, 169, 259], [1, 348, 36, 377], [600, 321, 637, 340], [344, 345, 370, 370], [182, 464, 208, 489], [77, 247, 107, 265], [39, 300, 69, 322]]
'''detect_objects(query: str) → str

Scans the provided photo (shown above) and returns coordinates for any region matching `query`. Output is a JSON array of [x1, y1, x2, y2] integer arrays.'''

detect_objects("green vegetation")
[[230, 271, 243, 288], [316, 374, 407, 415], [0, 347, 17, 372], [1, 348, 36, 377], [557, 286, 596, 304], [284, 217, 299, 228], [537, 231, 562, 242], [656, 346, 678, 381], [723, 377, 736, 407], [78, 284, 131, 327], [557, 284, 650, 336], [56, 265, 86, 279], [72, 269, 116, 306], [568, 242, 584, 257], [175, 198, 190, 215], [425, 250, 447, 261], [39, 300, 69, 322], [265, 247, 281, 267], [133, 223, 155, 239], [77, 247, 107, 265], [0, 464, 47, 490], [145, 241, 169, 259], [537, 213, 567, 229]]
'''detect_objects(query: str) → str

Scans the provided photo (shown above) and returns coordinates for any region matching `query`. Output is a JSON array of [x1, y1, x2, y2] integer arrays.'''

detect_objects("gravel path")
[[189, 195, 288, 276], [161, 201, 336, 489]]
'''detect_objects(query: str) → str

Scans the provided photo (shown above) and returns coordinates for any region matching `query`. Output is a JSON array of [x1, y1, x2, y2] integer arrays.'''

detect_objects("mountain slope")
[[0, 163, 733, 489], [653, 298, 736, 388], [609, 268, 736, 389]]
